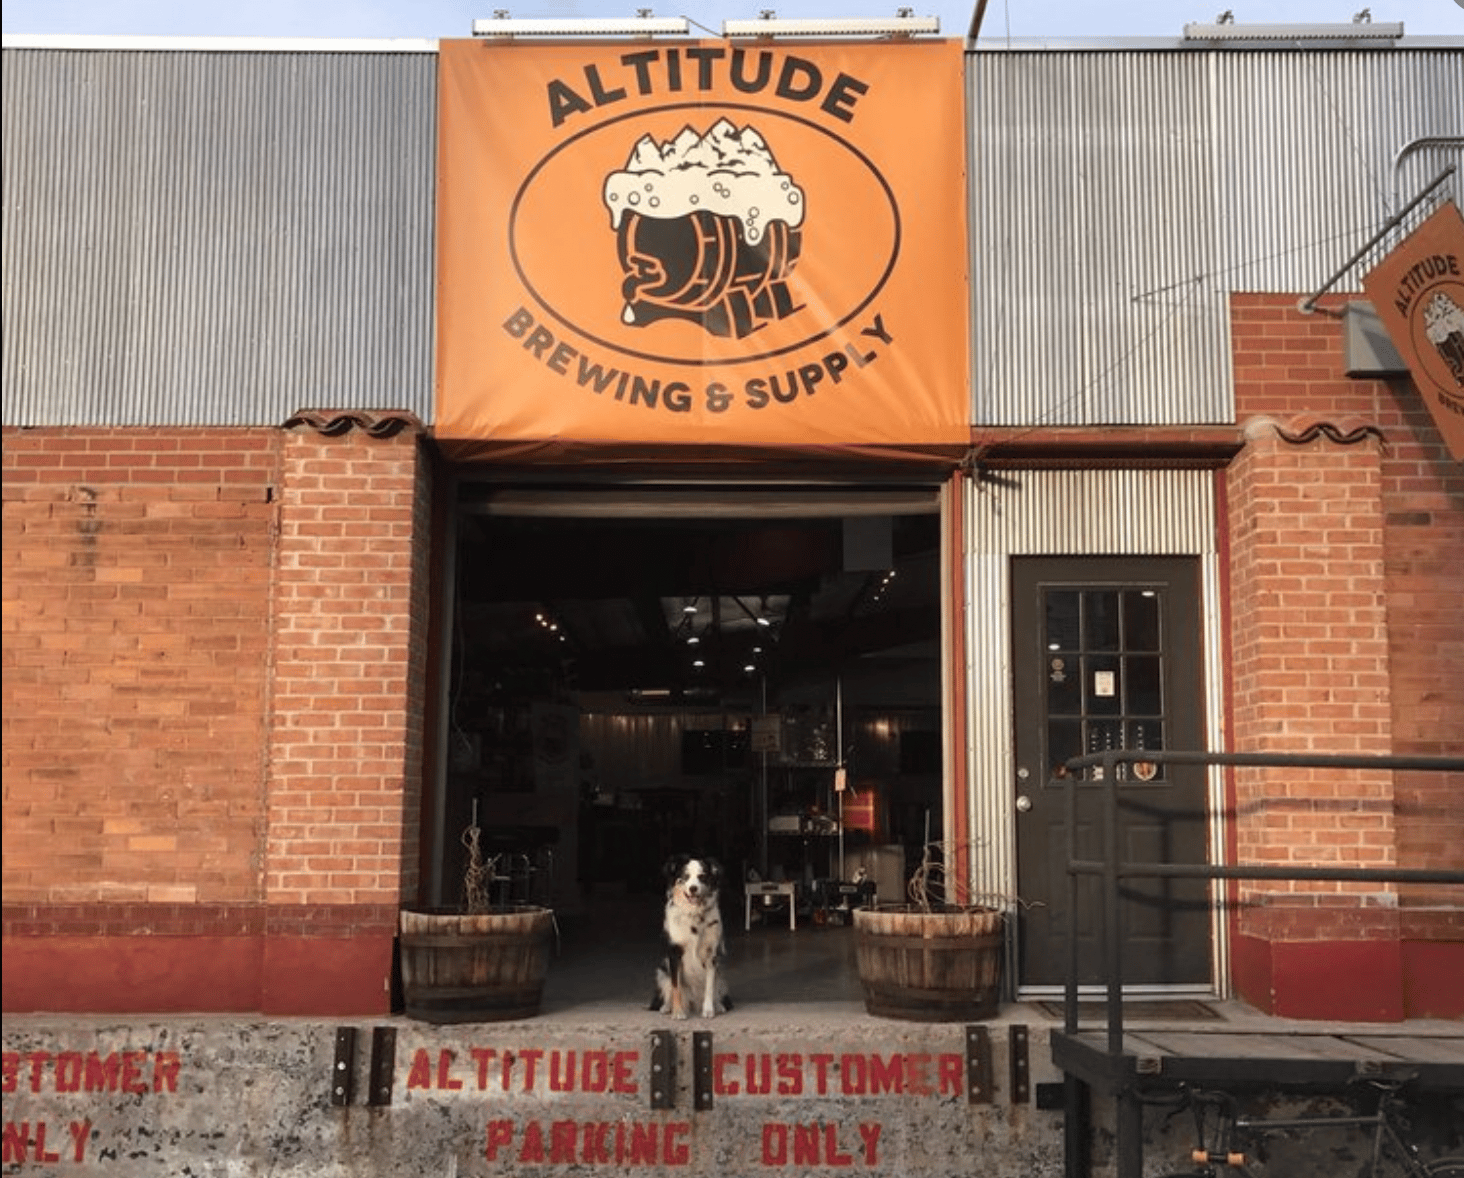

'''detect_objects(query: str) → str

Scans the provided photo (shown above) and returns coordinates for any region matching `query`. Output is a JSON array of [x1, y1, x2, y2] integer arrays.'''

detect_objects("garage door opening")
[[427, 482, 947, 960]]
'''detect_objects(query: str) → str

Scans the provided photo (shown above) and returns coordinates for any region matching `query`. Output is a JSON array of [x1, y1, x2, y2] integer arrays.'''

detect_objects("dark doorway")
[[437, 485, 945, 917], [1011, 557, 1211, 989]]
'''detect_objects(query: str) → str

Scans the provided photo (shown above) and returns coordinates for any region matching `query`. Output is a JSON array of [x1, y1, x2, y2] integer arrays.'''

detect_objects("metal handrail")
[[1060, 749, 1464, 1058], [1297, 164, 1456, 314]]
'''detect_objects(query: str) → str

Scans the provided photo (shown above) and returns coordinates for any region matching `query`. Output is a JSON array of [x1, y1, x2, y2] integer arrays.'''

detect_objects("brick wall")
[[2, 429, 277, 908], [2, 422, 432, 1015]]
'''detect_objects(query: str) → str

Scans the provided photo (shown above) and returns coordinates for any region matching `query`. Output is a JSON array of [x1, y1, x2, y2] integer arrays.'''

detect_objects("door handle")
[[1015, 765, 1032, 812]]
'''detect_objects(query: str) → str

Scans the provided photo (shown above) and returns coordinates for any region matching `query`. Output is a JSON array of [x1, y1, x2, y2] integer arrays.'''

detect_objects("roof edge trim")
[[965, 34, 1462, 51], [6, 32, 1460, 54], [0, 33, 440, 53]]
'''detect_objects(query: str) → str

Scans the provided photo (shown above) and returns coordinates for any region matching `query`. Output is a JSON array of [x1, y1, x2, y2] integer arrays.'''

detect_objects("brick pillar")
[[1226, 292, 1464, 1020], [1226, 421, 1403, 1019], [263, 418, 430, 1015]]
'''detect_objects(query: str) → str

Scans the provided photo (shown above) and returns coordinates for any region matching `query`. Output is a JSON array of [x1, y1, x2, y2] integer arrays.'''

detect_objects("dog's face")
[[665, 855, 722, 904]]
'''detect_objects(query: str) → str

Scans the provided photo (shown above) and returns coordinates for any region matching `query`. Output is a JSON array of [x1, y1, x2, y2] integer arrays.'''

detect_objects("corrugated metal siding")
[[7, 46, 1459, 431], [960, 470, 1228, 991], [1, 49, 437, 427], [967, 49, 1464, 427], [967, 467, 1217, 554]]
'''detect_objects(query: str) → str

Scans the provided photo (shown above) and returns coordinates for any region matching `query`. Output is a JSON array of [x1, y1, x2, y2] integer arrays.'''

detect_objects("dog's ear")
[[663, 854, 686, 883], [704, 857, 723, 885]]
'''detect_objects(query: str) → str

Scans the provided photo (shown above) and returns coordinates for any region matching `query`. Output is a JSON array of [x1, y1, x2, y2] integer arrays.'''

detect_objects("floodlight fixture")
[[472, 13, 690, 37], [721, 11, 939, 38], [1182, 20, 1403, 40]]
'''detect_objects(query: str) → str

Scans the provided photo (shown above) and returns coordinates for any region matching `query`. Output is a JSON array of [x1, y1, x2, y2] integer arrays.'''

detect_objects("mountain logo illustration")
[[1422, 291, 1464, 390], [603, 119, 807, 340]]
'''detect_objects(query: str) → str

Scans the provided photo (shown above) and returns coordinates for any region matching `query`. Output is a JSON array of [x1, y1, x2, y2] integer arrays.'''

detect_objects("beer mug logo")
[[1423, 291, 1464, 390], [602, 119, 806, 340]]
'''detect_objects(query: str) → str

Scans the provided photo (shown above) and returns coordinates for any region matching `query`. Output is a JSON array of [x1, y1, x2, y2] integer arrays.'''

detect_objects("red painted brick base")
[[260, 934, 395, 1016], [1, 904, 397, 1016], [1, 936, 265, 1014], [0, 934, 393, 1017], [1402, 940, 1464, 1021], [1232, 934, 1463, 1022]]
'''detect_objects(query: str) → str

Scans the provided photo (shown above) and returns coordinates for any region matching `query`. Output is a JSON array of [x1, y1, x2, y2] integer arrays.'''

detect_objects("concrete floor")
[[534, 886, 1464, 1044], [534, 886, 1198, 1034], [539, 886, 868, 1024]]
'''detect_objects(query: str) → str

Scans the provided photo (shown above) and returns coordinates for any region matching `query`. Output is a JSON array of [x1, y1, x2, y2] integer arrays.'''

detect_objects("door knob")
[[1015, 795, 1032, 813]]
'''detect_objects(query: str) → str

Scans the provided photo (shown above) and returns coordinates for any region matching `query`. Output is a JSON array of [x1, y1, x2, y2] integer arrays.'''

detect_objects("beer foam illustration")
[[1424, 292, 1464, 346], [603, 118, 806, 247], [1424, 292, 1464, 384]]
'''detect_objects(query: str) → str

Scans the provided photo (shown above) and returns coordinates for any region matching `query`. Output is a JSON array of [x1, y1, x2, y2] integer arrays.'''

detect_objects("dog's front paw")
[[671, 1009, 689, 1021], [700, 1005, 717, 1019]]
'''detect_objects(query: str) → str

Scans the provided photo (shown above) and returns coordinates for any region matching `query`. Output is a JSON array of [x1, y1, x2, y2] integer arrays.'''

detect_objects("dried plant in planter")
[[460, 819, 495, 915], [852, 840, 1015, 1023], [398, 812, 556, 1024], [905, 840, 1022, 913]]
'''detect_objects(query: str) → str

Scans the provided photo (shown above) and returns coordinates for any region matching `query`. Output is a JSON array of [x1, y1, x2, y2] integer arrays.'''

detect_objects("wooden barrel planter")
[[399, 905, 555, 1024], [853, 905, 1004, 1022]]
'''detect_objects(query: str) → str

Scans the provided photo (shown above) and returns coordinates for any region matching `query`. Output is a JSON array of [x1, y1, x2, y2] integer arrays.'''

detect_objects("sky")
[[1, 0, 1460, 44]]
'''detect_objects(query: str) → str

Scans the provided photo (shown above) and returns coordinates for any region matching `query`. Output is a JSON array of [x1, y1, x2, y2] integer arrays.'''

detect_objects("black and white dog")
[[651, 854, 732, 1019]]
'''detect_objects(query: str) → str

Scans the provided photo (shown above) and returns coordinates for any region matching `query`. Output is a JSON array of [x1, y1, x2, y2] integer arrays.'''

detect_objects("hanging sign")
[[1361, 200, 1464, 462], [435, 39, 969, 452]]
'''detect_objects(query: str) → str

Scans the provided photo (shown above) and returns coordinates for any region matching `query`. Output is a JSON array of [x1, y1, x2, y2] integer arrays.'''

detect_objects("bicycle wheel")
[[1425, 1159, 1464, 1177]]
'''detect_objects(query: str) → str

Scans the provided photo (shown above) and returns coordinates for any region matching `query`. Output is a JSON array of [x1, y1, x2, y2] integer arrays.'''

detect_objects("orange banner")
[[1361, 200, 1464, 462], [436, 39, 969, 452]]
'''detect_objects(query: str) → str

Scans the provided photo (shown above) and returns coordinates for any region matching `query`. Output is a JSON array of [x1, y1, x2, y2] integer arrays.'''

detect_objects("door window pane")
[[1047, 657, 1081, 714], [1127, 720, 1164, 754], [1045, 590, 1081, 652], [1126, 655, 1162, 715], [1085, 654, 1121, 716], [1084, 590, 1120, 651], [1123, 590, 1161, 651], [1048, 719, 1083, 779]]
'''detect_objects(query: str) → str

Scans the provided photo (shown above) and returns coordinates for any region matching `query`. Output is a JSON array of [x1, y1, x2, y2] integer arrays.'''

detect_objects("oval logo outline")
[[509, 102, 901, 368]]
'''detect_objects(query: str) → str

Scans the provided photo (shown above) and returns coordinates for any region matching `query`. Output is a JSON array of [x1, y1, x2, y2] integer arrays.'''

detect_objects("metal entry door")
[[1011, 557, 1210, 990]]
